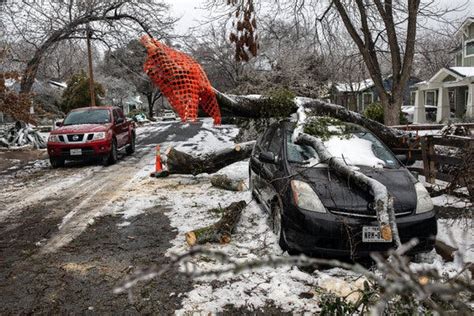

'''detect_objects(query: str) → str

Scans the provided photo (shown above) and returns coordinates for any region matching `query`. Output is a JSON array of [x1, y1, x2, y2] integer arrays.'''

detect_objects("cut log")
[[185, 200, 247, 246], [434, 240, 458, 262], [165, 141, 255, 175], [211, 174, 246, 191]]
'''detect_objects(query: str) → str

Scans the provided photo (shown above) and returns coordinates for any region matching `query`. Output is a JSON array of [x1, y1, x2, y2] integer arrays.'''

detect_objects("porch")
[[412, 67, 474, 123]]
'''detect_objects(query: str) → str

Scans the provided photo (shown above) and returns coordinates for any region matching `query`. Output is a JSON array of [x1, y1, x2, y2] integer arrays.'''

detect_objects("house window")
[[425, 91, 436, 106], [362, 92, 373, 110], [466, 39, 474, 57]]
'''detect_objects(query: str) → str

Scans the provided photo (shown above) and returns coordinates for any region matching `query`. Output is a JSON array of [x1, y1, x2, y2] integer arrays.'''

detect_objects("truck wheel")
[[50, 157, 65, 168], [104, 139, 118, 166], [126, 134, 135, 155]]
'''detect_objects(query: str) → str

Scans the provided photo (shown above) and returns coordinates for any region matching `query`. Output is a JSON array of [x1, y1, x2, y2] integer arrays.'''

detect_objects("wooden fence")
[[393, 135, 473, 190], [392, 122, 474, 132]]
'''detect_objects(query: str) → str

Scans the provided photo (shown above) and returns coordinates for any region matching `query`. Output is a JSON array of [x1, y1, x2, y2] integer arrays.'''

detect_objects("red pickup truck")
[[47, 106, 136, 167]]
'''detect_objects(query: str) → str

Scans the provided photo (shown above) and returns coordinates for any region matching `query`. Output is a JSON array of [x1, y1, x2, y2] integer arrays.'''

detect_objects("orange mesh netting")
[[141, 36, 221, 125]]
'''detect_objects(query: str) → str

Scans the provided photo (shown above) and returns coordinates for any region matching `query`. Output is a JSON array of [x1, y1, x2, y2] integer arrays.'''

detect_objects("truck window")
[[112, 110, 119, 123]]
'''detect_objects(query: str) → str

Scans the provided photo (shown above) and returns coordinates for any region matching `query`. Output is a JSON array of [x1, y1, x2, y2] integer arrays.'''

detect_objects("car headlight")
[[91, 132, 106, 140], [291, 180, 326, 213], [48, 134, 62, 142], [415, 182, 434, 213]]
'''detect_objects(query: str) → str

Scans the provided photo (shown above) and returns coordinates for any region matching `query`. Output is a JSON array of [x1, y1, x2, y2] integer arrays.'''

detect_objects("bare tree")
[[101, 39, 162, 118], [217, 0, 466, 125], [37, 40, 89, 81], [1, 0, 175, 94], [182, 23, 249, 92], [414, 28, 458, 80]]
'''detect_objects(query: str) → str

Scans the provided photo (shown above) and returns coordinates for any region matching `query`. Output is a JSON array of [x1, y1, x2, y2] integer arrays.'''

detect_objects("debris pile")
[[0, 121, 47, 149]]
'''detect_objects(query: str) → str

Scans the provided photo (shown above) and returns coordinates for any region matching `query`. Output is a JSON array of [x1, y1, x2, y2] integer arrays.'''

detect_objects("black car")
[[249, 120, 437, 258]]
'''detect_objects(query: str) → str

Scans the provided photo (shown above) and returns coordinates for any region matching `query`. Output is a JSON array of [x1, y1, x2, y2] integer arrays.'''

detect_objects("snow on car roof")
[[324, 135, 386, 168]]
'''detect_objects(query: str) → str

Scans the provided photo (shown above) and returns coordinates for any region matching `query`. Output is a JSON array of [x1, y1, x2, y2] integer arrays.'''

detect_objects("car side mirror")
[[259, 151, 276, 164], [396, 154, 408, 164], [55, 121, 63, 127]]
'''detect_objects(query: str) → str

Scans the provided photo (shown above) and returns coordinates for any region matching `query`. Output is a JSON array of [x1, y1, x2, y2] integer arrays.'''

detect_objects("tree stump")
[[185, 200, 247, 246], [211, 174, 246, 191]]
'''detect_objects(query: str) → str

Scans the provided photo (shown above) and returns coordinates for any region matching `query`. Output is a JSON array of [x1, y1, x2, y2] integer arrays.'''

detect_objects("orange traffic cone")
[[155, 145, 162, 172], [150, 145, 169, 178]]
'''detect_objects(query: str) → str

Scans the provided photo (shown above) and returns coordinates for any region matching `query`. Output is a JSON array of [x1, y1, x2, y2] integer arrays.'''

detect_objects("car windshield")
[[63, 109, 111, 125], [286, 127, 401, 169]]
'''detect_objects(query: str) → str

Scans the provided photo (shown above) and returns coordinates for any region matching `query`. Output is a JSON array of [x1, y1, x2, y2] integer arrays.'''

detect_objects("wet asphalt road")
[[0, 122, 204, 314]]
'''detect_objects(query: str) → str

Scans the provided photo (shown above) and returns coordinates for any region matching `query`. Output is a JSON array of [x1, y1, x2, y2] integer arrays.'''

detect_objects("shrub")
[[60, 71, 105, 113], [260, 87, 297, 118], [364, 102, 408, 124]]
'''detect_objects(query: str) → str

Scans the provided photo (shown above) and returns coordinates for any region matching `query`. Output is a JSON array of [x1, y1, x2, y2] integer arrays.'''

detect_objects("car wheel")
[[271, 203, 288, 251], [50, 157, 65, 168], [104, 139, 118, 166], [126, 134, 135, 155], [249, 167, 260, 202]]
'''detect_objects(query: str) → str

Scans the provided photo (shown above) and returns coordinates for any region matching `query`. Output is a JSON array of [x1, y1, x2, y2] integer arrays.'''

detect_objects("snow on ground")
[[174, 119, 239, 155], [135, 121, 172, 141], [431, 194, 472, 209], [132, 162, 328, 314], [102, 121, 472, 313], [438, 218, 473, 263]]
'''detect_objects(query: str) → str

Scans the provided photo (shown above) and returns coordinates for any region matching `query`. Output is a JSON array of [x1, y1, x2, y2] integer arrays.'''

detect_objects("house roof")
[[454, 17, 474, 38], [334, 79, 374, 92], [415, 66, 474, 87], [449, 67, 474, 78]]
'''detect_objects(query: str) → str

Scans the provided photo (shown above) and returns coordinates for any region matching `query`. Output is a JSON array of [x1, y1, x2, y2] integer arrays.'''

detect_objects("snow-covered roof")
[[449, 67, 474, 78], [125, 95, 143, 105], [334, 79, 374, 93]]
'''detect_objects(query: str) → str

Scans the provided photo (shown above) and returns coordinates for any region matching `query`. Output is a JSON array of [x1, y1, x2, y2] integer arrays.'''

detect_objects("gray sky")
[[168, 0, 474, 34]]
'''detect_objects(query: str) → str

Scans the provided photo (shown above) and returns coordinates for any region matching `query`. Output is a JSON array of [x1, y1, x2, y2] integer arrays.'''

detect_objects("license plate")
[[362, 226, 392, 243], [70, 149, 82, 156]]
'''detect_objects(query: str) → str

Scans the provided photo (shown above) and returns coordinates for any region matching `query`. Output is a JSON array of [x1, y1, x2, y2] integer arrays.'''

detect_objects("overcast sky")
[[167, 0, 474, 34]]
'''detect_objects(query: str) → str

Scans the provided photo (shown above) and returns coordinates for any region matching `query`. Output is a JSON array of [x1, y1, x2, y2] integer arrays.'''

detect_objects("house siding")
[[456, 53, 463, 66], [461, 23, 474, 66], [331, 76, 420, 112]]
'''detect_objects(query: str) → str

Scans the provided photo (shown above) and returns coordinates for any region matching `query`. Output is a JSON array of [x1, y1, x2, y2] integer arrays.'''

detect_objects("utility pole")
[[86, 23, 96, 107]]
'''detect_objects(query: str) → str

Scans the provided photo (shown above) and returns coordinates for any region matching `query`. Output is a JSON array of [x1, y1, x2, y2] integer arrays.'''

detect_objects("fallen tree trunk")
[[211, 174, 246, 191], [185, 200, 247, 246], [214, 90, 410, 149], [165, 141, 255, 175], [302, 99, 409, 149]]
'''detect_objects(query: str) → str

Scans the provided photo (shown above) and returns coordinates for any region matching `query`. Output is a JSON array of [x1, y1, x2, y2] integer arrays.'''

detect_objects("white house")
[[413, 17, 474, 123]]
